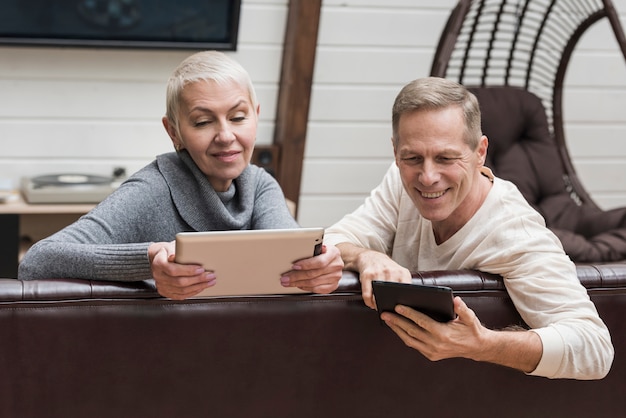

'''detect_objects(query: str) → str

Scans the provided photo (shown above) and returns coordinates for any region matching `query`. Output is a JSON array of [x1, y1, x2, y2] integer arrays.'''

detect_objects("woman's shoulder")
[[117, 156, 170, 194]]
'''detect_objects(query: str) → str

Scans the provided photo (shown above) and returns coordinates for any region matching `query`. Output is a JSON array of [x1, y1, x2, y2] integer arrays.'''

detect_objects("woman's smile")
[[212, 150, 242, 163]]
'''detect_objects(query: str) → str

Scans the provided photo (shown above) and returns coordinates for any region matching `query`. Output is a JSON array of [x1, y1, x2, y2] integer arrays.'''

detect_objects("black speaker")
[[252, 145, 280, 178]]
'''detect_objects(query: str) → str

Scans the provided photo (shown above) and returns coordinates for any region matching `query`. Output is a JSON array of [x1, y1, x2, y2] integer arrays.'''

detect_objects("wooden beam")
[[273, 0, 322, 214]]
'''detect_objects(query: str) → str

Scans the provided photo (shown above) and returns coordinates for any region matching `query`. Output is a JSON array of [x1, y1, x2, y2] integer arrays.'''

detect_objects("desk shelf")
[[0, 195, 95, 278]]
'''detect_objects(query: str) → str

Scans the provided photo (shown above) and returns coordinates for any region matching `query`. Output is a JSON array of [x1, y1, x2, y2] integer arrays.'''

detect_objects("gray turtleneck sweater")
[[18, 151, 298, 281]]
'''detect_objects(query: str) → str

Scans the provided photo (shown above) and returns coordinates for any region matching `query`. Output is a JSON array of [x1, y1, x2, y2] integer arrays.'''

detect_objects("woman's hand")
[[280, 244, 344, 294], [148, 241, 216, 300]]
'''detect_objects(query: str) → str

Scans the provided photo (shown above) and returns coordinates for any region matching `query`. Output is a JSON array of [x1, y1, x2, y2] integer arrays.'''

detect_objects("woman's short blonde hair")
[[164, 50, 258, 134]]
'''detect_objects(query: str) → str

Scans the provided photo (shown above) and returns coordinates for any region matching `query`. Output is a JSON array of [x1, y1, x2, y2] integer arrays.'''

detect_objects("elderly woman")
[[18, 51, 343, 299]]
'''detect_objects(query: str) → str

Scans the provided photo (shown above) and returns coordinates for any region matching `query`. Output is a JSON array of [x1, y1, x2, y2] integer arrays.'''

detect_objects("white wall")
[[1, 0, 626, 230], [564, 15, 626, 210], [298, 0, 626, 227], [299, 0, 457, 226], [0, 0, 288, 186]]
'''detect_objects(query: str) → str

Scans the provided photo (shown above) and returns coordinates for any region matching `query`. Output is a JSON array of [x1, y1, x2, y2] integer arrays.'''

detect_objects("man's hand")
[[336, 243, 412, 309], [279, 244, 344, 294], [381, 296, 542, 372], [148, 241, 216, 300]]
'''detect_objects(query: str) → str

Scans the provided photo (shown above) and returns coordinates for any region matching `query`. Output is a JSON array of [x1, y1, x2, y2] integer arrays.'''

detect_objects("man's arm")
[[381, 296, 543, 373]]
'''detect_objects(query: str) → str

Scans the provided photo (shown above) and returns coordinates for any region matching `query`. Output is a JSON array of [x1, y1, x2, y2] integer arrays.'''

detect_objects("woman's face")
[[163, 79, 259, 192]]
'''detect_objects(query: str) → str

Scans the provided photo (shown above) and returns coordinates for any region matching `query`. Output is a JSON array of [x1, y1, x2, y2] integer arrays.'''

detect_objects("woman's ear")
[[162, 116, 183, 151]]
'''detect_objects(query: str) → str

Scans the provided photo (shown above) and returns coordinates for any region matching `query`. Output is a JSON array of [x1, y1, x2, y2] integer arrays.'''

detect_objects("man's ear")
[[162, 117, 182, 151], [477, 135, 488, 165]]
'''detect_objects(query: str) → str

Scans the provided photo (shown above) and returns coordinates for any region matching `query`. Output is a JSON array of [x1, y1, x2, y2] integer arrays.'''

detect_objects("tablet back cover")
[[175, 228, 324, 297]]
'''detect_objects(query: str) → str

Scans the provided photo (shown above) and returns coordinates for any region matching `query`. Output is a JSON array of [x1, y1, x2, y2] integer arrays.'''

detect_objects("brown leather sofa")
[[1, 267, 625, 418]]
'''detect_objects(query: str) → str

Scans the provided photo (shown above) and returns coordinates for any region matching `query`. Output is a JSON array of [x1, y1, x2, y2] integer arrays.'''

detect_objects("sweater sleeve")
[[18, 168, 182, 281]]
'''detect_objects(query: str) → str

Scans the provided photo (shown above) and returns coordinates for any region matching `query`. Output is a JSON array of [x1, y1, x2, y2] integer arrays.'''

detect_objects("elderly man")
[[324, 77, 613, 380]]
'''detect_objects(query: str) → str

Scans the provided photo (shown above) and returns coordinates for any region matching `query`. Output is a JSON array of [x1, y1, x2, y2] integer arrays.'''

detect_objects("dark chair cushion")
[[469, 86, 626, 262]]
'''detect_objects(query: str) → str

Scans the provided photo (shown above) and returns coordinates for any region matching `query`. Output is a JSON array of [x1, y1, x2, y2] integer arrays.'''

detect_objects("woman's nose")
[[215, 123, 236, 143]]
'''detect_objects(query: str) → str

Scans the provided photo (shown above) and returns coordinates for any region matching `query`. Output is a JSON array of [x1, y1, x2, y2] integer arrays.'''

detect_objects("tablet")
[[372, 280, 456, 322], [175, 227, 324, 297]]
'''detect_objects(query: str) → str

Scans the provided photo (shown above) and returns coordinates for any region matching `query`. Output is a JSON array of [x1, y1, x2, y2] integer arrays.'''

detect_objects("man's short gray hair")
[[391, 77, 482, 149]]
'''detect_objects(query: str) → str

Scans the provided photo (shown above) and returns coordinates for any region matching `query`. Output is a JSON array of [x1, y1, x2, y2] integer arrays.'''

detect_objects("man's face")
[[394, 106, 487, 236]]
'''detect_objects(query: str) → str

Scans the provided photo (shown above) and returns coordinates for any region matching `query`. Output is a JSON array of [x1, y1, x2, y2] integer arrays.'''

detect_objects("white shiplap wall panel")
[[566, 125, 626, 158], [299, 0, 457, 227], [305, 123, 391, 158], [237, 2, 288, 45], [310, 85, 399, 122], [0, 79, 164, 119], [299, 0, 626, 226], [2, 0, 626, 227], [301, 159, 392, 194], [575, 161, 626, 192], [5, 120, 276, 159], [317, 7, 451, 48], [297, 195, 373, 228], [562, 8, 626, 210], [565, 6, 626, 208], [564, 89, 626, 122], [0, 0, 288, 190], [322, 0, 451, 7], [313, 48, 433, 85], [0, 46, 283, 84]]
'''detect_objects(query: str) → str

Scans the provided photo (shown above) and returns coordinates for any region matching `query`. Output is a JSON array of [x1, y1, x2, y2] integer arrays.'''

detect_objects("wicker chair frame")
[[430, 0, 626, 208]]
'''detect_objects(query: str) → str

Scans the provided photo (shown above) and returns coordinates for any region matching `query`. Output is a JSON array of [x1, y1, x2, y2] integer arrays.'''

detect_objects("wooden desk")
[[0, 194, 95, 278]]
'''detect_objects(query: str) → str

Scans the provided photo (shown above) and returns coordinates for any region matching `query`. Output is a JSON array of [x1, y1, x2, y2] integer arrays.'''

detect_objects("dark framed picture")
[[0, 0, 241, 50]]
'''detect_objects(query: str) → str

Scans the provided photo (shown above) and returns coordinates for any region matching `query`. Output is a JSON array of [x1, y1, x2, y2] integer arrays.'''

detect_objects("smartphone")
[[372, 280, 456, 322]]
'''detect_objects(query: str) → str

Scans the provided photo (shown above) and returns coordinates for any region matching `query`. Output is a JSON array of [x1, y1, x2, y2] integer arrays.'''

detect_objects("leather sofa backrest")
[[1, 270, 625, 418]]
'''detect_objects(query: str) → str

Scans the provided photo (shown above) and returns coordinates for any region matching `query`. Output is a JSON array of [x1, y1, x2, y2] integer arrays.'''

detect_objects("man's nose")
[[419, 160, 440, 185]]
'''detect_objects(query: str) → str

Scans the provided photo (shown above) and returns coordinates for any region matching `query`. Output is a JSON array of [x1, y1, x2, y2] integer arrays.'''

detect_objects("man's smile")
[[420, 189, 447, 199]]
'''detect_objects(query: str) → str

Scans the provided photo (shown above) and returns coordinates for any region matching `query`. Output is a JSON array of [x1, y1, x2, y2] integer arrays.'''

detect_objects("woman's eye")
[[231, 116, 246, 122]]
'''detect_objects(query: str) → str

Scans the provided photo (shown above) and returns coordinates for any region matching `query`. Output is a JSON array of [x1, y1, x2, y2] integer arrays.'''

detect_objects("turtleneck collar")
[[156, 150, 256, 231]]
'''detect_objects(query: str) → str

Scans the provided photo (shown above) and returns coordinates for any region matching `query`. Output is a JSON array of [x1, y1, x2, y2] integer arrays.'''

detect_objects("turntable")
[[21, 173, 122, 204]]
